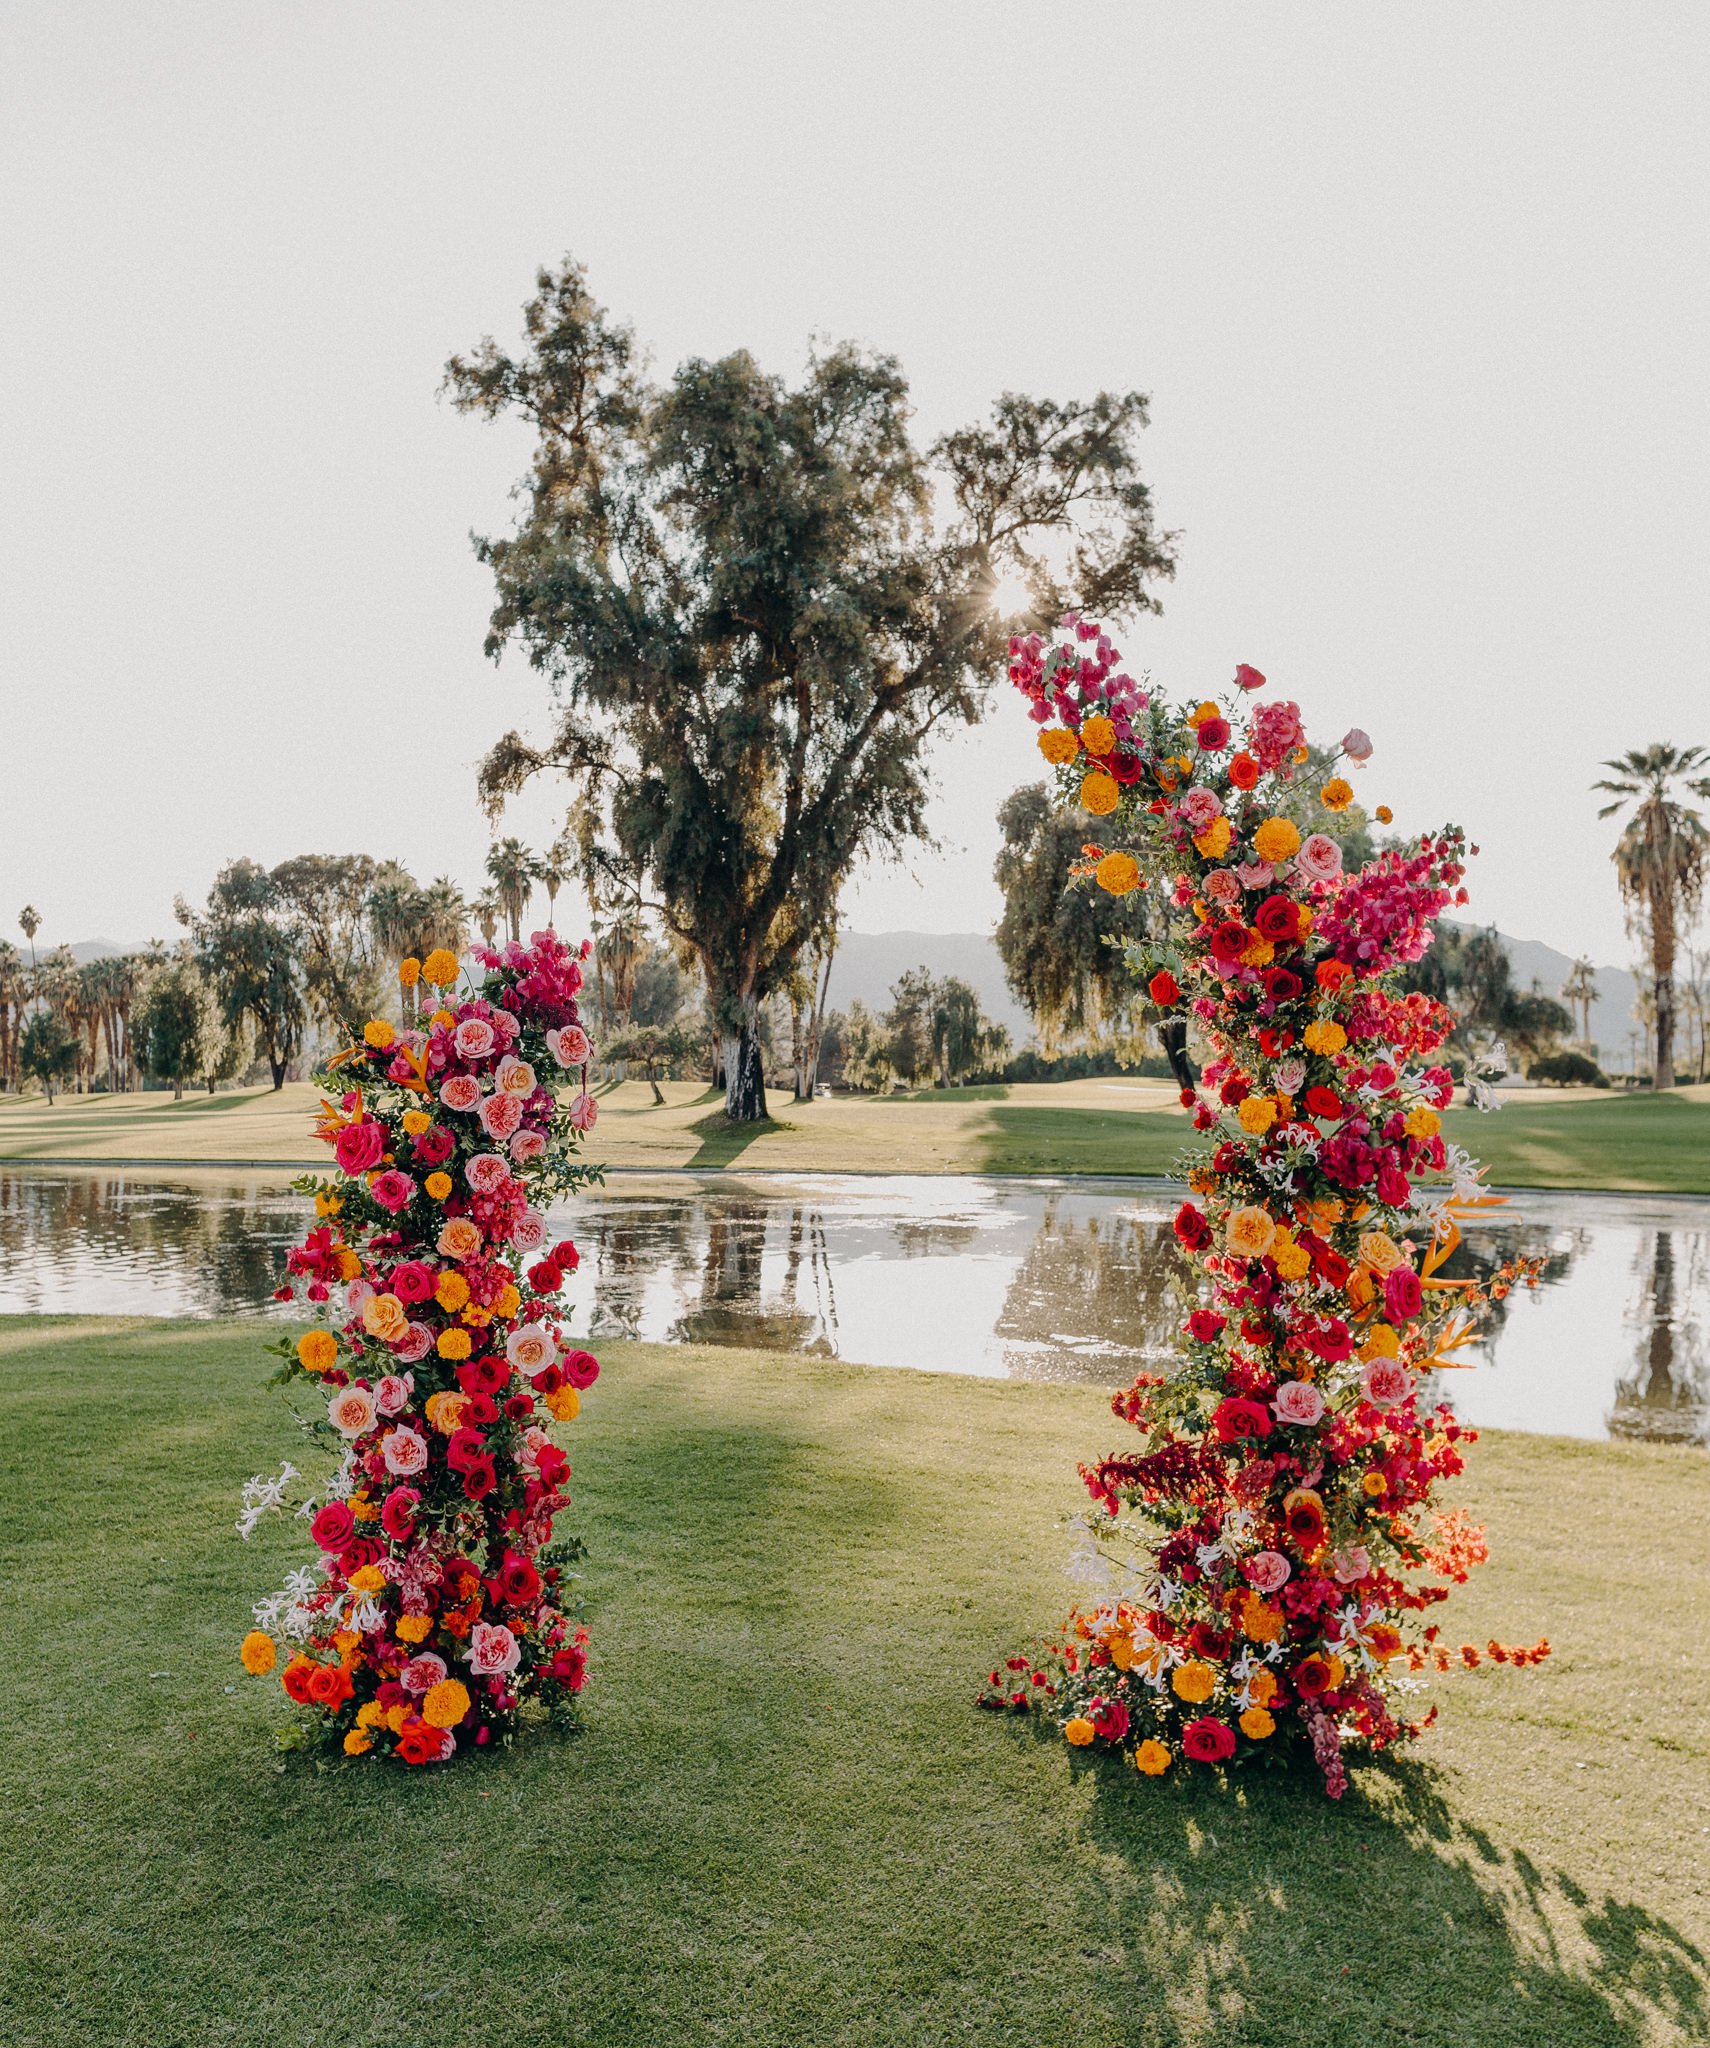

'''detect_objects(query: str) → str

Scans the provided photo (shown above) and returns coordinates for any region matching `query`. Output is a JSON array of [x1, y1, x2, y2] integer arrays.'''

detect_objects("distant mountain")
[[831, 925, 1646, 1064]]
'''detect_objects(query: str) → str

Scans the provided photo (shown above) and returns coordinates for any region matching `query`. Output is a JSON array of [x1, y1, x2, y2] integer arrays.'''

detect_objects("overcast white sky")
[[3, 3, 1707, 972]]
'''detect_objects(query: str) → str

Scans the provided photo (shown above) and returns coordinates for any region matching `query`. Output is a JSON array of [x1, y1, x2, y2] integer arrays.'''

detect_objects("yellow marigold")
[[386, 1701, 411, 1734], [1363, 1471, 1388, 1497], [1038, 727, 1079, 765], [495, 1283, 521, 1319], [1271, 1234, 1312, 1282], [401, 1109, 432, 1137], [430, 1008, 456, 1030], [1171, 1660, 1217, 1705], [332, 1629, 359, 1656], [362, 1019, 395, 1050], [1187, 1167, 1217, 1196], [1237, 1095, 1278, 1136], [395, 1613, 433, 1645], [1366, 1623, 1404, 1662], [1240, 933, 1276, 968], [240, 1630, 276, 1675], [1359, 1231, 1403, 1272], [1239, 1706, 1276, 1740], [421, 948, 460, 988], [343, 1729, 373, 1756], [1241, 1594, 1284, 1644], [1080, 714, 1117, 757], [399, 956, 422, 987], [1375, 804, 1394, 824], [422, 1678, 471, 1731], [356, 1700, 387, 1729], [349, 1490, 379, 1522], [1323, 1654, 1346, 1690], [1194, 817, 1234, 859], [1080, 770, 1120, 817], [1095, 851, 1141, 896], [335, 1248, 362, 1281], [348, 1564, 386, 1595], [296, 1328, 338, 1375], [462, 1305, 492, 1329], [436, 1327, 473, 1361], [1134, 1739, 1171, 1776], [1252, 816, 1301, 865], [1319, 777, 1354, 813], [1225, 1205, 1277, 1260], [1361, 1323, 1401, 1361], [424, 1390, 468, 1433], [1303, 1018, 1347, 1056], [1064, 1716, 1097, 1748], [436, 1271, 471, 1313], [1404, 1104, 1441, 1139], [1248, 1668, 1278, 1707], [314, 1189, 343, 1218], [545, 1384, 581, 1422], [1189, 700, 1220, 727], [1107, 1634, 1136, 1672], [425, 1172, 453, 1202]]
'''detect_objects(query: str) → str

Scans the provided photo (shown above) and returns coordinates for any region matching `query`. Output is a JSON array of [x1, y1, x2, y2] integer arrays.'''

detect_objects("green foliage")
[[268, 854, 392, 1036], [1404, 924, 1573, 1064], [18, 1010, 78, 1101], [1527, 1049, 1610, 1088], [451, 256, 1175, 1116], [189, 861, 307, 1090]]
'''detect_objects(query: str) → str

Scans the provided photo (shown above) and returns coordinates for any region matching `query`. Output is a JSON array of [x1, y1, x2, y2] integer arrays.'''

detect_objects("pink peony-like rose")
[[1332, 1545, 1372, 1584], [568, 1093, 599, 1133], [1295, 833, 1344, 885], [478, 1090, 524, 1140], [516, 1424, 553, 1472], [438, 1073, 482, 1113], [1243, 1550, 1292, 1593], [545, 1025, 591, 1069], [494, 1054, 537, 1098], [465, 1152, 510, 1194], [345, 1277, 376, 1318], [375, 1372, 413, 1416], [1274, 1056, 1307, 1095], [327, 1385, 377, 1437], [465, 1621, 522, 1677], [1203, 868, 1243, 909], [381, 1425, 429, 1476], [394, 1322, 433, 1364], [1342, 727, 1373, 762], [510, 1129, 547, 1164], [506, 1325, 554, 1373], [453, 1017, 496, 1062], [1233, 861, 1274, 890], [1273, 1379, 1326, 1427], [511, 1210, 547, 1253], [400, 1651, 448, 1696], [369, 1169, 416, 1215], [333, 1120, 385, 1177], [1361, 1359, 1414, 1409]]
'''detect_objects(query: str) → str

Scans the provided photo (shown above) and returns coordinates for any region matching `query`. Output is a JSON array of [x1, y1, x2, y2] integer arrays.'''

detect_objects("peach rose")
[[437, 1218, 482, 1261], [510, 1129, 547, 1164], [478, 1090, 524, 1140], [327, 1386, 377, 1438], [438, 1073, 482, 1113], [361, 1292, 408, 1344], [465, 1622, 522, 1677], [381, 1425, 429, 1476], [1358, 1231, 1404, 1273], [495, 1054, 537, 1098], [545, 1025, 591, 1068], [506, 1325, 554, 1373], [569, 1092, 599, 1132], [1225, 1206, 1277, 1260]]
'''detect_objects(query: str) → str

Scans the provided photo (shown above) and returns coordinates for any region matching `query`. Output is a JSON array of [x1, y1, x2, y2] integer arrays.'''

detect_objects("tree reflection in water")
[[1611, 1232, 1710, 1445], [993, 1191, 1186, 1382]]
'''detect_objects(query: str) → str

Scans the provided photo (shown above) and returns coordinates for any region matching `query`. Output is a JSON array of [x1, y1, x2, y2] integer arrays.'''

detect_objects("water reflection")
[[0, 1168, 1705, 1446]]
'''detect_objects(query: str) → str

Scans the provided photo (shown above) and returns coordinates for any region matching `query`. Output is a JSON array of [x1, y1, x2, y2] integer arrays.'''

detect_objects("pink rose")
[[438, 1073, 482, 1113], [1361, 1359, 1414, 1409], [568, 1093, 598, 1133], [310, 1500, 355, 1552], [381, 1425, 429, 1476], [478, 1090, 524, 1139], [465, 1622, 522, 1677], [465, 1152, 511, 1194], [494, 1054, 537, 1098], [506, 1325, 554, 1373], [394, 1322, 433, 1364], [1332, 1545, 1372, 1584], [1342, 727, 1373, 762], [1273, 1380, 1326, 1427], [400, 1652, 448, 1696], [1295, 833, 1344, 885], [511, 1210, 547, 1253], [562, 1347, 599, 1389], [1203, 869, 1242, 909], [453, 1017, 497, 1061], [344, 1277, 375, 1319], [369, 1169, 416, 1215], [1382, 1268, 1424, 1322], [510, 1129, 547, 1164], [327, 1385, 377, 1437], [1233, 861, 1274, 890], [1274, 1056, 1306, 1095], [390, 1259, 436, 1304], [516, 1425, 553, 1472], [375, 1373, 413, 1416], [545, 1025, 590, 1069], [1234, 663, 1266, 692], [1243, 1550, 1292, 1593], [1178, 786, 1223, 831], [333, 1120, 385, 1176]]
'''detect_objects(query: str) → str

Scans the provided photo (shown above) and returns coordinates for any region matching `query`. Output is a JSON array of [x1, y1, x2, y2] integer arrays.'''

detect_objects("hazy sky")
[[4, 3, 1707, 973]]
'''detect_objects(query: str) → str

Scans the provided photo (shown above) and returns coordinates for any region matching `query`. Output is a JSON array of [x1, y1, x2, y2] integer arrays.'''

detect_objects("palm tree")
[[18, 905, 40, 1017], [472, 887, 503, 950], [0, 941, 24, 1090], [485, 838, 541, 945], [540, 833, 574, 930], [1560, 956, 1599, 1051], [1595, 745, 1710, 1089], [415, 876, 470, 957]]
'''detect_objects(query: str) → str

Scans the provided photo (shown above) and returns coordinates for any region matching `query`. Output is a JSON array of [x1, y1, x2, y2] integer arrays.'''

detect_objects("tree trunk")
[[173, 1077, 184, 1101], [648, 1072, 665, 1106], [1160, 1017, 1199, 1093], [1654, 970, 1676, 1090], [719, 1012, 768, 1122]]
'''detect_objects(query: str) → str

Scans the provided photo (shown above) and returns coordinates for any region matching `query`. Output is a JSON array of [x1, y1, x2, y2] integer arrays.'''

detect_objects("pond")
[[1, 1167, 1706, 1446]]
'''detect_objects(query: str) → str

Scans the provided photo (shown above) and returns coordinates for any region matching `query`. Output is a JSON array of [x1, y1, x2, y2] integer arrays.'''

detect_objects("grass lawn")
[[3, 1076, 1710, 1192], [1, 1319, 1705, 2047]]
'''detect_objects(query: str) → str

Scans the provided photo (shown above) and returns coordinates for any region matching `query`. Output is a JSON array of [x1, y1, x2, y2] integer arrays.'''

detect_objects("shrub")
[[1527, 1049, 1609, 1088]]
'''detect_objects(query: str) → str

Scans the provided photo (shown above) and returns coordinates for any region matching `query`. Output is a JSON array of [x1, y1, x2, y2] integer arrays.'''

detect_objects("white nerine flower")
[[350, 1597, 386, 1635], [235, 1461, 300, 1539]]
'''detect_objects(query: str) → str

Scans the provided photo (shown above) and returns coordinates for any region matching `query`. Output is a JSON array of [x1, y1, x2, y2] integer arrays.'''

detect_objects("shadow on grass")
[[1064, 1736, 1708, 2048], [685, 1110, 793, 1168]]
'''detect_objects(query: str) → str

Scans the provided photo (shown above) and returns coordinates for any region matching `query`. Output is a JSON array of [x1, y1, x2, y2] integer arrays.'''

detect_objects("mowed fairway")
[[0, 1318, 1705, 2048], [3, 1076, 1710, 1191]]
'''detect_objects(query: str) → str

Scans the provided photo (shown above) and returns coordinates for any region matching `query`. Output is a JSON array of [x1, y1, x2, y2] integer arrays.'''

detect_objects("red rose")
[[281, 1659, 317, 1705], [412, 1124, 455, 1165], [1189, 1621, 1232, 1659], [456, 1356, 509, 1397], [1212, 1396, 1273, 1444], [1182, 1716, 1237, 1763], [307, 1661, 354, 1708], [1208, 920, 1249, 961], [446, 1427, 487, 1474], [527, 1259, 563, 1293], [1197, 716, 1231, 752], [333, 1120, 385, 1177], [1173, 1203, 1213, 1251], [551, 1240, 581, 1272], [1315, 1247, 1351, 1288], [562, 1348, 600, 1390], [1149, 969, 1180, 1007], [1254, 895, 1302, 944], [530, 1363, 563, 1395], [1383, 1269, 1424, 1321], [1090, 1697, 1130, 1741], [505, 1392, 534, 1419], [1187, 1310, 1226, 1344], [380, 1485, 420, 1541], [550, 1645, 588, 1691], [1109, 752, 1142, 784], [1376, 1164, 1412, 1208], [1263, 967, 1302, 1002], [462, 1456, 498, 1501], [1219, 1076, 1250, 1106], [375, 1679, 407, 1712], [1304, 1085, 1343, 1120], [1233, 664, 1265, 692], [310, 1501, 356, 1553], [397, 1718, 441, 1766], [497, 1550, 542, 1606], [534, 1444, 569, 1489], [1178, 1088, 1196, 1108]]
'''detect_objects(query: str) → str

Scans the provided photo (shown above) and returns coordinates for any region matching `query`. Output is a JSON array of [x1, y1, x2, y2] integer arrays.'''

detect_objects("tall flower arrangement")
[[237, 930, 604, 1766], [983, 620, 1548, 1795]]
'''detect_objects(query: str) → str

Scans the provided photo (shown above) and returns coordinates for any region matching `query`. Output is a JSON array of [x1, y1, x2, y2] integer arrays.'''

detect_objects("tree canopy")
[[449, 256, 1176, 1118]]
